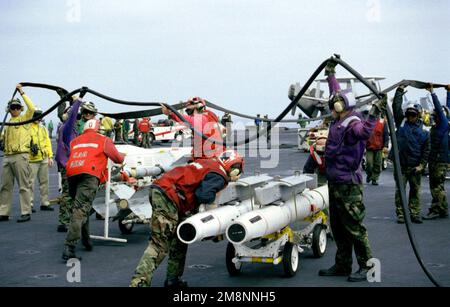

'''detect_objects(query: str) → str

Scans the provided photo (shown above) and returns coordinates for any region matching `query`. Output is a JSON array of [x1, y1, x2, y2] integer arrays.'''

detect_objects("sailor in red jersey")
[[62, 119, 125, 261], [130, 150, 244, 287]]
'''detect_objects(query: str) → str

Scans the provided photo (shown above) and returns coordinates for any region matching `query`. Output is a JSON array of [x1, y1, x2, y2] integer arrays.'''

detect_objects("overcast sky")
[[0, 0, 449, 124]]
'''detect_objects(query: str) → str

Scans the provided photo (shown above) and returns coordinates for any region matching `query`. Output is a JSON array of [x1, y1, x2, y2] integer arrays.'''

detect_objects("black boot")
[[348, 267, 369, 282], [57, 224, 68, 232], [164, 277, 188, 288], [318, 265, 351, 276], [411, 216, 423, 224], [371, 180, 379, 186], [62, 245, 82, 261], [40, 206, 54, 211], [0, 216, 9, 222], [81, 229, 93, 251], [17, 214, 31, 223]]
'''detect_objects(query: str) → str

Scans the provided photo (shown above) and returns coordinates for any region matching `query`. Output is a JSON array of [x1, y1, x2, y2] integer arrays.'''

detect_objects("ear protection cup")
[[229, 168, 241, 177], [333, 100, 345, 113]]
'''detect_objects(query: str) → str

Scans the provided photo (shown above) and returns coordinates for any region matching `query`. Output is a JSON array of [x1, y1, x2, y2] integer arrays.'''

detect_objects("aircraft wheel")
[[226, 242, 242, 276], [118, 218, 134, 234], [312, 224, 327, 258], [282, 242, 299, 277], [175, 133, 183, 142]]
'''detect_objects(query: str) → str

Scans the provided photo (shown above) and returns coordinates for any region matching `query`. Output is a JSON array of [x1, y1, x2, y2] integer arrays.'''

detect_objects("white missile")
[[177, 199, 255, 244], [226, 184, 328, 245], [177, 174, 273, 244]]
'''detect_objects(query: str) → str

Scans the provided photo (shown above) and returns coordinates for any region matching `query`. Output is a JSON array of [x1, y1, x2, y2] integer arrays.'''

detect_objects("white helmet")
[[83, 119, 101, 133]]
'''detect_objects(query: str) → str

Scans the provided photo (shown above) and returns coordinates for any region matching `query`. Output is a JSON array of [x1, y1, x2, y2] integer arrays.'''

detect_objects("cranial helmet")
[[185, 97, 206, 111], [32, 107, 43, 120], [81, 101, 98, 114], [8, 98, 23, 111], [404, 101, 422, 117], [83, 119, 101, 133], [329, 89, 356, 113], [218, 150, 244, 178]]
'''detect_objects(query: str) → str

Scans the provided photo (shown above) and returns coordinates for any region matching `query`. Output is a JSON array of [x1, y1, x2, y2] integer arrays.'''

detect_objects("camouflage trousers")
[[141, 132, 151, 148], [64, 174, 99, 247], [428, 162, 449, 215], [130, 188, 188, 287], [58, 168, 74, 226], [328, 183, 372, 270], [395, 166, 422, 218], [365, 149, 382, 182]]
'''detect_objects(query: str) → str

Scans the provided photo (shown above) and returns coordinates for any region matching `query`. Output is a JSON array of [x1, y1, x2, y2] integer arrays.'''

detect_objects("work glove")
[[382, 147, 389, 155], [324, 60, 338, 76], [368, 95, 387, 118], [414, 164, 424, 174]]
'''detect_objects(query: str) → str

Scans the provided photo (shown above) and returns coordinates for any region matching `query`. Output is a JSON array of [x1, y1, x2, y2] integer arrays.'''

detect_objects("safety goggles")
[[10, 105, 22, 111], [185, 108, 195, 115], [82, 110, 95, 116], [405, 111, 418, 118]]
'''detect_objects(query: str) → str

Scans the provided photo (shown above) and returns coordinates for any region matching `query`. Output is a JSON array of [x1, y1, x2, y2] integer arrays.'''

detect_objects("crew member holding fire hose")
[[161, 97, 224, 159], [318, 59, 386, 282]]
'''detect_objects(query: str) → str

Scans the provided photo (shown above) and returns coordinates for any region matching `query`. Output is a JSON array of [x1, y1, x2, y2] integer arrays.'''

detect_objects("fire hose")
[[0, 57, 445, 286]]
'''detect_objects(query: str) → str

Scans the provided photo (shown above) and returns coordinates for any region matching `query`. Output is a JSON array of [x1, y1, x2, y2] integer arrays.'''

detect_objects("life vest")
[[153, 159, 229, 214], [66, 131, 109, 183], [366, 119, 385, 151], [192, 112, 224, 159]]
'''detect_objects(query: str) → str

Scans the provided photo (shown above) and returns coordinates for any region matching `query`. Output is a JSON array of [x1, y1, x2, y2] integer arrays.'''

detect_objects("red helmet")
[[185, 97, 206, 110], [218, 150, 244, 177], [83, 119, 101, 133]]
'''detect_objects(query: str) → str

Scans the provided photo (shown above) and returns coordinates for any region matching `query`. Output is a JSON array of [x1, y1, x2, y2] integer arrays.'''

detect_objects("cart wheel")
[[282, 242, 299, 277], [118, 218, 134, 234], [226, 242, 242, 276], [312, 224, 327, 258]]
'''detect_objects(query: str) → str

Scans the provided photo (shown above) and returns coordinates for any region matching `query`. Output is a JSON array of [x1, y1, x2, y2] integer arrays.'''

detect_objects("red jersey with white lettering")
[[66, 130, 125, 183]]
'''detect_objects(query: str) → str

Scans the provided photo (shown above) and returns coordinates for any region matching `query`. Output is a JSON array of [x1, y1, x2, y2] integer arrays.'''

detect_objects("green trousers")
[[428, 161, 448, 215], [64, 174, 99, 247], [328, 183, 372, 270], [365, 149, 382, 182], [130, 188, 188, 287], [58, 168, 74, 226], [395, 166, 422, 218]]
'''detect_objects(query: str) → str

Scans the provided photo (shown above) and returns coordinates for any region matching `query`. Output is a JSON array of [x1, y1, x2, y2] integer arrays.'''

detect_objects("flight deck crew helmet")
[[404, 102, 422, 118], [185, 97, 206, 114], [328, 89, 356, 113], [81, 101, 98, 115], [83, 119, 101, 133], [8, 98, 23, 111], [32, 107, 43, 121], [218, 150, 244, 178]]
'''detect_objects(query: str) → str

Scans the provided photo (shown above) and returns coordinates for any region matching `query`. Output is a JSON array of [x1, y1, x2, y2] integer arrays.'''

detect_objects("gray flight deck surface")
[[0, 129, 449, 287]]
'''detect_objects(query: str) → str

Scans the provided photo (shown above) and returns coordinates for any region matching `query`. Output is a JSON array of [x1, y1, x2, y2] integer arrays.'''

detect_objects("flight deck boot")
[[318, 265, 351, 276], [62, 245, 82, 261]]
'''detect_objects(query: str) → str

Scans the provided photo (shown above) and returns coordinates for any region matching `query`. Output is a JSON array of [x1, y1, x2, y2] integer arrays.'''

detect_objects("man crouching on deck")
[[130, 150, 244, 287]]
